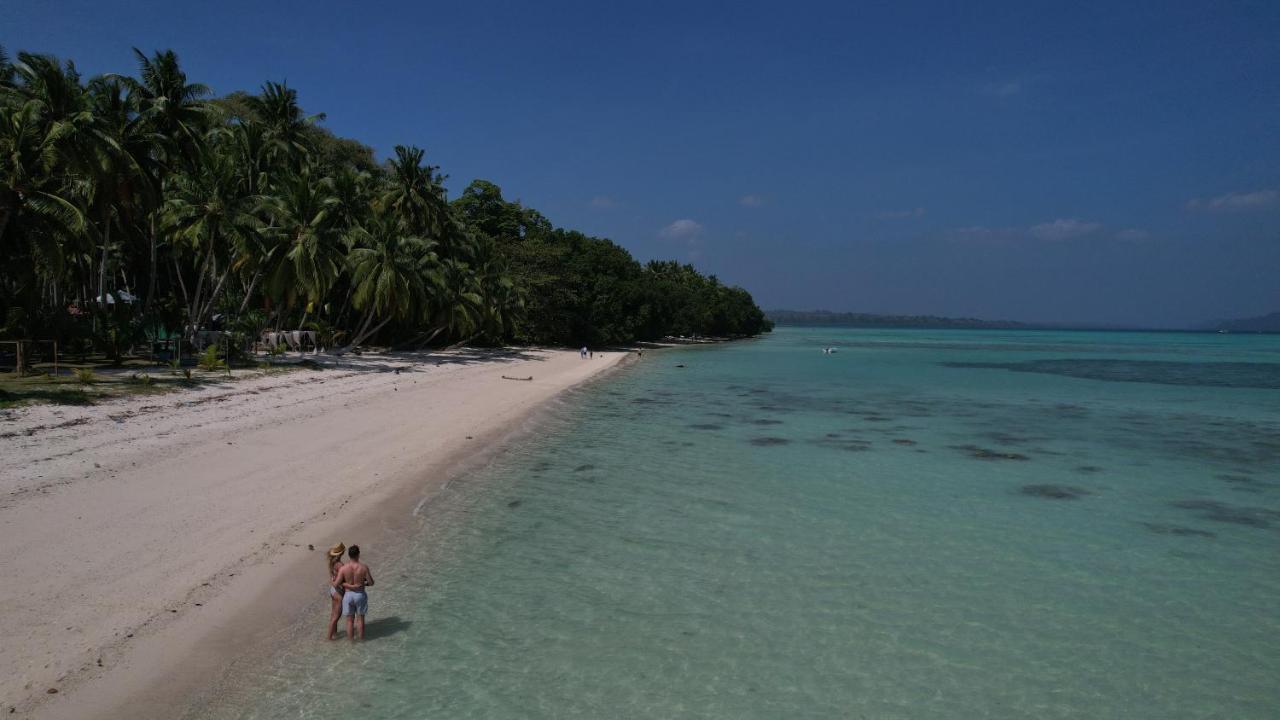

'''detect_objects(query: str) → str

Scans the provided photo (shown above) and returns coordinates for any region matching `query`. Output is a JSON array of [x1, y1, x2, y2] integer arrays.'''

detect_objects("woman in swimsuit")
[[326, 543, 346, 640]]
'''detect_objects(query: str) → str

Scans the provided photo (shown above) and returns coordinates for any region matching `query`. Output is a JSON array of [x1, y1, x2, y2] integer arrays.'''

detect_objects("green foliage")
[[197, 345, 225, 371], [73, 367, 96, 384], [453, 181, 771, 345], [0, 46, 767, 362]]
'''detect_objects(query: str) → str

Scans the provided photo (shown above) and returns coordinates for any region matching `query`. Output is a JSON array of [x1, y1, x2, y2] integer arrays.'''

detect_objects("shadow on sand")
[[275, 347, 552, 374]]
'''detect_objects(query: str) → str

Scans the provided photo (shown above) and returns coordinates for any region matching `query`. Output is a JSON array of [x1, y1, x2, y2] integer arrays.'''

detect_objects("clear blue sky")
[[7, 0, 1279, 326]]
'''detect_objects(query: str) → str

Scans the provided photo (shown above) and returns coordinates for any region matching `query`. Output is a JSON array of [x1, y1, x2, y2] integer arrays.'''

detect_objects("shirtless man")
[[333, 544, 375, 640]]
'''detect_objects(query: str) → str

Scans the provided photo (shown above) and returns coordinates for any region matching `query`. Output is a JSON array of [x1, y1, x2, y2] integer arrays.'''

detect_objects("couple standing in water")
[[326, 543, 375, 641]]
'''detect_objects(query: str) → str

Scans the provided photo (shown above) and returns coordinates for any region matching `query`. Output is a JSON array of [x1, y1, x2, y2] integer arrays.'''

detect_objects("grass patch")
[[0, 360, 286, 409], [0, 383, 96, 408]]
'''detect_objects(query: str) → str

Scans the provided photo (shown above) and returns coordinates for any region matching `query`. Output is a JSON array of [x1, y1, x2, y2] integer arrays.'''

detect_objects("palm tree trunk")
[[194, 265, 233, 333], [97, 218, 111, 305], [0, 191, 13, 247], [333, 310, 392, 355], [144, 214, 157, 313], [188, 249, 212, 334], [172, 251, 191, 310], [443, 333, 479, 351], [236, 268, 263, 315]]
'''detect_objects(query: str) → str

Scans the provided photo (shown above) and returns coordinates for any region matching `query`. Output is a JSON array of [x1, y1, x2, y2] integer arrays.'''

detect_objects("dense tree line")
[[766, 310, 1024, 329], [0, 46, 768, 362], [452, 181, 771, 345]]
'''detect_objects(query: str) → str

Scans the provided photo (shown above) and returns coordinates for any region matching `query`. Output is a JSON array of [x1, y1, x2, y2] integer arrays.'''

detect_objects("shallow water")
[[202, 328, 1280, 719]]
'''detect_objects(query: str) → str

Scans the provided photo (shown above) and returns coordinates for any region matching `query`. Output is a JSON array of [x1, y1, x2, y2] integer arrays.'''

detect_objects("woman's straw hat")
[[327, 542, 346, 558]]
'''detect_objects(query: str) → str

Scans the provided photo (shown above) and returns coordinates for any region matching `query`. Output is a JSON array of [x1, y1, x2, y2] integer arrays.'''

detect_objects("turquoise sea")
[[202, 328, 1280, 719]]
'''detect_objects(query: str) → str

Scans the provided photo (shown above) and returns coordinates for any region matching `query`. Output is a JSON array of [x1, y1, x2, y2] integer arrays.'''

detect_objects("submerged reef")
[[1169, 500, 1280, 528], [942, 358, 1280, 390], [1020, 484, 1091, 500], [952, 445, 1030, 461], [1141, 522, 1215, 539]]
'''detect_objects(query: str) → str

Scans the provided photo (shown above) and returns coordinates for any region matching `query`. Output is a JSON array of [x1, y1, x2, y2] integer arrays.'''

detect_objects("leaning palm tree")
[[336, 211, 435, 353]]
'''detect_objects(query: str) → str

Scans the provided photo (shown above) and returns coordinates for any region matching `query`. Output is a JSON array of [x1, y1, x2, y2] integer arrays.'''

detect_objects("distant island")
[[770, 309, 1280, 333], [1201, 312, 1280, 333], [766, 310, 1027, 329]]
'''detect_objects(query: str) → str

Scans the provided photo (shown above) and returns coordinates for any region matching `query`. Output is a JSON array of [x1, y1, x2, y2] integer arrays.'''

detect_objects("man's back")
[[338, 561, 373, 591]]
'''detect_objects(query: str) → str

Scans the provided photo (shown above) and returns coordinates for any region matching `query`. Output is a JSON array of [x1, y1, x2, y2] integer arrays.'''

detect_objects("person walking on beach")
[[325, 543, 346, 640], [334, 544, 375, 641]]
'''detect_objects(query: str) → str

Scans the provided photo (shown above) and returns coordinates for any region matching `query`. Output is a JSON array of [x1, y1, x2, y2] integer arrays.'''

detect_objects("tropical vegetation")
[[0, 46, 770, 366]]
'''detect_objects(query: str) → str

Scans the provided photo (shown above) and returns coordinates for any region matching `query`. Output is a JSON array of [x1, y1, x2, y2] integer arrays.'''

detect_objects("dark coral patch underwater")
[[1141, 522, 1215, 538], [943, 358, 1280, 390], [1169, 500, 1280, 528], [952, 445, 1030, 461], [1020, 484, 1091, 499]]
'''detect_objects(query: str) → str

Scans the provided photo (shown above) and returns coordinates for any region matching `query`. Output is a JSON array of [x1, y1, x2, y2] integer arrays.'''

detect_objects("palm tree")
[[261, 167, 342, 318], [338, 210, 435, 352], [83, 75, 156, 307], [0, 45, 15, 89], [0, 99, 87, 325], [122, 48, 210, 169], [119, 48, 210, 310], [247, 81, 320, 170], [0, 98, 84, 261], [162, 140, 261, 338], [380, 145, 448, 240]]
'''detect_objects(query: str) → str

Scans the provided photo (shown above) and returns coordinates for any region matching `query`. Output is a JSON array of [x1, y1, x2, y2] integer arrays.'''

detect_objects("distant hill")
[[766, 309, 1027, 329], [1203, 312, 1280, 333]]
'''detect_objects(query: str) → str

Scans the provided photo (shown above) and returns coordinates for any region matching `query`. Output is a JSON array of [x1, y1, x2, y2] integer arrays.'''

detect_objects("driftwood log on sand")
[[501, 375, 534, 381]]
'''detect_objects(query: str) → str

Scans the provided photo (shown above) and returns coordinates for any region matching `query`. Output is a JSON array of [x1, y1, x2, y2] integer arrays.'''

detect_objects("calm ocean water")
[[202, 328, 1280, 719]]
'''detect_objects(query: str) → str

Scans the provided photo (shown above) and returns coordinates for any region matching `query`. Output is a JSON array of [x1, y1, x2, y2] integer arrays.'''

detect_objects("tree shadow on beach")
[[285, 348, 553, 374], [362, 615, 413, 640]]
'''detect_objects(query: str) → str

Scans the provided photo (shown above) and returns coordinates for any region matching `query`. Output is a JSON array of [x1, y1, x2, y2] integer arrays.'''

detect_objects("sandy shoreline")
[[0, 347, 629, 719]]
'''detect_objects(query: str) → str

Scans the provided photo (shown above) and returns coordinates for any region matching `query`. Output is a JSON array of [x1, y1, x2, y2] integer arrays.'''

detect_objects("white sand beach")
[[0, 348, 627, 719]]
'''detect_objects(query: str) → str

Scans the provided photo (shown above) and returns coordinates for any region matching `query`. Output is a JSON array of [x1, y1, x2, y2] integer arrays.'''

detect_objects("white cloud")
[[1029, 218, 1101, 242], [982, 81, 1022, 97], [738, 194, 764, 207], [590, 195, 618, 209], [1186, 189, 1280, 212], [658, 218, 704, 240], [1115, 228, 1151, 242], [876, 207, 926, 220]]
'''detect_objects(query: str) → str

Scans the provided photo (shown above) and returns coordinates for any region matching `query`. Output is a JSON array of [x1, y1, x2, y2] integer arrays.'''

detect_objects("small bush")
[[128, 372, 154, 386], [74, 368, 97, 384], [198, 345, 226, 372]]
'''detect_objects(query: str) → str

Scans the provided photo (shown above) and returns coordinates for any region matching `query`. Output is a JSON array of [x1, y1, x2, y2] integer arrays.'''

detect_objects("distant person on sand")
[[580, 346, 588, 358], [326, 543, 346, 640], [334, 544, 375, 640]]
